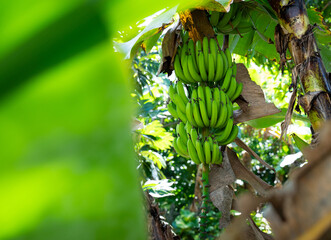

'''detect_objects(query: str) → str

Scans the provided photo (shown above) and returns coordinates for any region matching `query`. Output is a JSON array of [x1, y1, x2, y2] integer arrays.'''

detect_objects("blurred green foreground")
[[0, 0, 182, 239]]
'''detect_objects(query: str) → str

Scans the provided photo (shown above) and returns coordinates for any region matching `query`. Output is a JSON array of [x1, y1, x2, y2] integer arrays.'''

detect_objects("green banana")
[[198, 52, 208, 81], [173, 93, 187, 113], [188, 54, 203, 82], [216, 118, 234, 142], [215, 100, 228, 129], [169, 84, 177, 103], [196, 40, 203, 64], [177, 107, 188, 123], [221, 68, 233, 92], [216, 151, 223, 164], [177, 122, 188, 144], [226, 96, 233, 119], [177, 46, 182, 58], [197, 86, 205, 102], [182, 31, 189, 43], [199, 99, 210, 127], [186, 101, 198, 127], [191, 88, 198, 102], [180, 42, 188, 67], [204, 140, 211, 164], [182, 54, 196, 83], [232, 63, 237, 77], [229, 9, 243, 28], [210, 11, 220, 27], [192, 102, 204, 128], [230, 82, 243, 102], [167, 102, 178, 118], [220, 12, 243, 34], [213, 87, 221, 109], [208, 136, 213, 148], [185, 121, 193, 134], [187, 138, 201, 164], [226, 76, 237, 100], [202, 37, 209, 69], [220, 50, 228, 78], [176, 81, 189, 105], [208, 53, 215, 81], [188, 39, 198, 69], [215, 52, 224, 82], [211, 142, 219, 164], [217, 9, 233, 28], [190, 128, 199, 147], [177, 136, 188, 156], [210, 100, 219, 127], [216, 35, 223, 50], [173, 137, 188, 157], [205, 86, 213, 118], [209, 38, 218, 64], [219, 124, 239, 145], [225, 48, 232, 67], [195, 139, 206, 164], [174, 54, 186, 82]]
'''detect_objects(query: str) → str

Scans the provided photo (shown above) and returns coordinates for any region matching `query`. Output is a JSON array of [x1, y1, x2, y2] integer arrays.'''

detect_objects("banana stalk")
[[199, 163, 210, 239], [268, 0, 331, 132]]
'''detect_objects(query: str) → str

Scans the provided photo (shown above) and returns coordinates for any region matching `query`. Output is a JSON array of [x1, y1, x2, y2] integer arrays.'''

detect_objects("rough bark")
[[146, 192, 180, 240], [270, 0, 331, 132]]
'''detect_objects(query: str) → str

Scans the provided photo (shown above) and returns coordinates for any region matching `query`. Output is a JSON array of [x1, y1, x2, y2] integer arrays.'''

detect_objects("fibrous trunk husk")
[[271, 0, 331, 133]]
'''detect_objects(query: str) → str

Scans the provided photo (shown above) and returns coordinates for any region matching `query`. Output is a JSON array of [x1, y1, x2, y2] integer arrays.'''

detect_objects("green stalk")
[[200, 163, 210, 239], [268, 0, 331, 132]]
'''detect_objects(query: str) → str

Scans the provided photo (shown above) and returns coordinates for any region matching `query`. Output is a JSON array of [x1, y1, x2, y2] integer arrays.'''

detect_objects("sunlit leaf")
[[114, 6, 178, 59]]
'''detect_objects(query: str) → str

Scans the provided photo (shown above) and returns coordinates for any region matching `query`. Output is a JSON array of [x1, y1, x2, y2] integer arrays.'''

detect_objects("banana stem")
[[199, 163, 210, 239]]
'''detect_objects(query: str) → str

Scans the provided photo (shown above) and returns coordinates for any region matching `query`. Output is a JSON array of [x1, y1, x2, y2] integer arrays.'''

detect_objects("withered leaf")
[[227, 148, 273, 197], [234, 64, 280, 124], [157, 20, 181, 76]]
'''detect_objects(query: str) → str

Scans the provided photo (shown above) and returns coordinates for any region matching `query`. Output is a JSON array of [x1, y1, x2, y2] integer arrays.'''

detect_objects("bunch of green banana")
[[187, 131, 223, 165], [220, 64, 243, 102], [173, 122, 191, 158], [167, 82, 189, 123], [215, 122, 239, 146], [186, 85, 235, 128], [174, 35, 233, 83], [210, 3, 253, 35]]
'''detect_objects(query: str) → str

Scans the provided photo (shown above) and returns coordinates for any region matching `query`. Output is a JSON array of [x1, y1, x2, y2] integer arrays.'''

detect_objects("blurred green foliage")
[[0, 0, 161, 239]]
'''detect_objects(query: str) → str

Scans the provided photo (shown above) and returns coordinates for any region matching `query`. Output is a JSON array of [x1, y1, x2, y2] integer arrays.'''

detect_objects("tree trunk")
[[269, 0, 331, 132]]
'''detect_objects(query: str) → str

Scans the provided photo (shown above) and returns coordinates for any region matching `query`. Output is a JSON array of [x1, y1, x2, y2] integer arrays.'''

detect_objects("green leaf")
[[0, 4, 108, 99], [317, 42, 331, 72], [0, 1, 146, 239], [142, 179, 175, 198], [142, 31, 162, 54], [140, 120, 174, 151], [246, 108, 309, 129], [291, 133, 309, 152], [195, 0, 232, 12], [115, 6, 178, 59]]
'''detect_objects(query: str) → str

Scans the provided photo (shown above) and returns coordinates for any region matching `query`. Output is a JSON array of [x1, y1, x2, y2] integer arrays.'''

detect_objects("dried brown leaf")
[[280, 67, 298, 140], [209, 151, 236, 228], [235, 138, 275, 172], [234, 64, 280, 124], [157, 20, 181, 76], [227, 148, 273, 197]]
